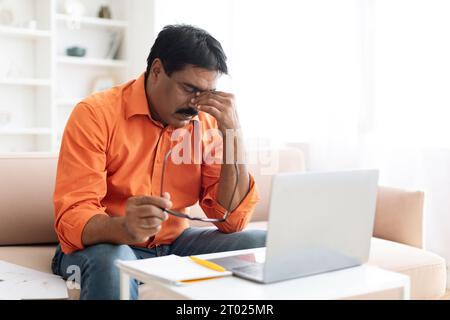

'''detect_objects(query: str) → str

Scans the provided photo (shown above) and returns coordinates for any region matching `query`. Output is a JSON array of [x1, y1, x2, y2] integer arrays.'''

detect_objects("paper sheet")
[[0, 260, 68, 300], [118, 254, 232, 286]]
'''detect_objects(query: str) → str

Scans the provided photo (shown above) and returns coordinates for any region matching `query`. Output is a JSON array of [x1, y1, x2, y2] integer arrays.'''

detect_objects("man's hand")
[[122, 193, 172, 243], [190, 91, 240, 133]]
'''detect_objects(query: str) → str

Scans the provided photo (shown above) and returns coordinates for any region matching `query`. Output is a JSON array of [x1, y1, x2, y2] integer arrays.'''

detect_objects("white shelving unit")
[[57, 55, 127, 68], [0, 0, 130, 153], [0, 25, 51, 39], [55, 13, 128, 29]]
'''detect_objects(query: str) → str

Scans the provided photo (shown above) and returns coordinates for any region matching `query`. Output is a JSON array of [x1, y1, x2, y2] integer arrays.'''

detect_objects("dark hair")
[[146, 24, 228, 77]]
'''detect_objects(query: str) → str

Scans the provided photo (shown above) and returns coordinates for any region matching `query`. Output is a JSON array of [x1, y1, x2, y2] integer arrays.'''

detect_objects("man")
[[51, 24, 266, 300]]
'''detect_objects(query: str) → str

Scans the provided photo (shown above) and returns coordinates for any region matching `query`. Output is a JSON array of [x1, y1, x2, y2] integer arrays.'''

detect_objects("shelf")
[[0, 0, 130, 154], [57, 56, 127, 68], [0, 26, 51, 39], [0, 78, 52, 87], [0, 128, 53, 135], [56, 14, 128, 29]]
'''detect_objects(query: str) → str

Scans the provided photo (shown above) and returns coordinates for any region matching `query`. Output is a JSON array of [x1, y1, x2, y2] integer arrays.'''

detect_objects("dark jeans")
[[51, 227, 266, 300]]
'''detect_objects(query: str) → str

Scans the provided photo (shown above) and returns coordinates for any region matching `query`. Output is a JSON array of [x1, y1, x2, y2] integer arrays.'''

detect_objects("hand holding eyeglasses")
[[159, 149, 240, 223], [122, 194, 172, 243]]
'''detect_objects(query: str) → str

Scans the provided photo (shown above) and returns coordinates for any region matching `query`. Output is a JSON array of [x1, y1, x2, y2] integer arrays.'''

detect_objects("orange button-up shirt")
[[54, 73, 259, 254]]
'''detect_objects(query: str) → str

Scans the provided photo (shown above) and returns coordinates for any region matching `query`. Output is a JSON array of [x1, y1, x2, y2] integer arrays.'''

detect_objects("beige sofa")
[[0, 149, 447, 300]]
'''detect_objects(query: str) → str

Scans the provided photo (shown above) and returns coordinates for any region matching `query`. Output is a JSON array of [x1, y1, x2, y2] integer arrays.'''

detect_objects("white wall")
[[152, 0, 233, 92], [364, 1, 450, 277], [126, 0, 156, 79]]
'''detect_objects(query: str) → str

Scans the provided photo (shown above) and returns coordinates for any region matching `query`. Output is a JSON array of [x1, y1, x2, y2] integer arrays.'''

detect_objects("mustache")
[[175, 107, 199, 116]]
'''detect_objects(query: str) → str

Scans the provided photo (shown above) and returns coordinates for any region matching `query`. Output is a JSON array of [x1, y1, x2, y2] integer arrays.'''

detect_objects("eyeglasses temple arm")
[[160, 149, 173, 197]]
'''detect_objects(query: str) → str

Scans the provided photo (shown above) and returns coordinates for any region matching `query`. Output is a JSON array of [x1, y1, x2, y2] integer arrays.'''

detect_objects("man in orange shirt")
[[51, 24, 265, 299]]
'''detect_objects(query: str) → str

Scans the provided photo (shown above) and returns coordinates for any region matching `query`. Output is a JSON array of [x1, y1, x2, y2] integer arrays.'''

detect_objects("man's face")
[[146, 59, 218, 128]]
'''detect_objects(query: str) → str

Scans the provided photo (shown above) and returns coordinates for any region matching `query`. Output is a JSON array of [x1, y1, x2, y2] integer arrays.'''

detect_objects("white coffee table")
[[117, 247, 410, 300]]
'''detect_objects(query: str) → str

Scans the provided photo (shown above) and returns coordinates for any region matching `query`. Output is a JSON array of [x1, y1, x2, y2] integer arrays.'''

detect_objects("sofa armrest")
[[373, 186, 424, 249]]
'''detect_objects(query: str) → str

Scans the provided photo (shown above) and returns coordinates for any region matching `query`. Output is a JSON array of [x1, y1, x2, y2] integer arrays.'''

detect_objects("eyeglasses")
[[159, 148, 240, 223]]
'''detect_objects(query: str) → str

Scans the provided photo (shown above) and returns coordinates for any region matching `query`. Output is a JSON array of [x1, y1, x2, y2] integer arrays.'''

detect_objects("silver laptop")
[[209, 169, 379, 283]]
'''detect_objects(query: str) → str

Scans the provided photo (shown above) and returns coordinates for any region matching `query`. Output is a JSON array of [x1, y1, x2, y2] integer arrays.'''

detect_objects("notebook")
[[116, 255, 232, 286]]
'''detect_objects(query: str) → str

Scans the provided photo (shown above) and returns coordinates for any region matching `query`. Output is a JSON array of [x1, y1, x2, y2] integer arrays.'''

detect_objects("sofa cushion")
[[373, 187, 424, 248], [246, 146, 306, 221], [0, 245, 56, 274], [0, 155, 59, 245], [368, 237, 447, 300]]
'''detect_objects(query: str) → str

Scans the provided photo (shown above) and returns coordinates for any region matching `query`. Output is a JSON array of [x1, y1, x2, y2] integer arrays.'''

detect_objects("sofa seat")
[[368, 237, 447, 300], [0, 221, 446, 300], [0, 245, 56, 274]]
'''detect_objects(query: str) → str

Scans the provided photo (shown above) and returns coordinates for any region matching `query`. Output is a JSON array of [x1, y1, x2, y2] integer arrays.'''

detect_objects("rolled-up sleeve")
[[53, 103, 109, 254], [199, 160, 260, 233]]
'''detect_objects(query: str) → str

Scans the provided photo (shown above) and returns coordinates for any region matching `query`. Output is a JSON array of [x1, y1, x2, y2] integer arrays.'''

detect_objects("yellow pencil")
[[189, 256, 226, 272]]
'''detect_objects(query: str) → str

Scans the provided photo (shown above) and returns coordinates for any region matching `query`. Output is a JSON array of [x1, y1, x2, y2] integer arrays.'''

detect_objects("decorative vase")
[[98, 5, 112, 19]]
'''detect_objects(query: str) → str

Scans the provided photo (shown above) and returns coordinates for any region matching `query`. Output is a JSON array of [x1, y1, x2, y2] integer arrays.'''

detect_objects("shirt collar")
[[125, 73, 151, 120], [125, 72, 200, 124]]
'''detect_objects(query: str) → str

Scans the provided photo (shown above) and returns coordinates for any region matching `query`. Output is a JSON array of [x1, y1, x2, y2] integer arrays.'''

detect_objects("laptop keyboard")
[[233, 262, 264, 278]]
